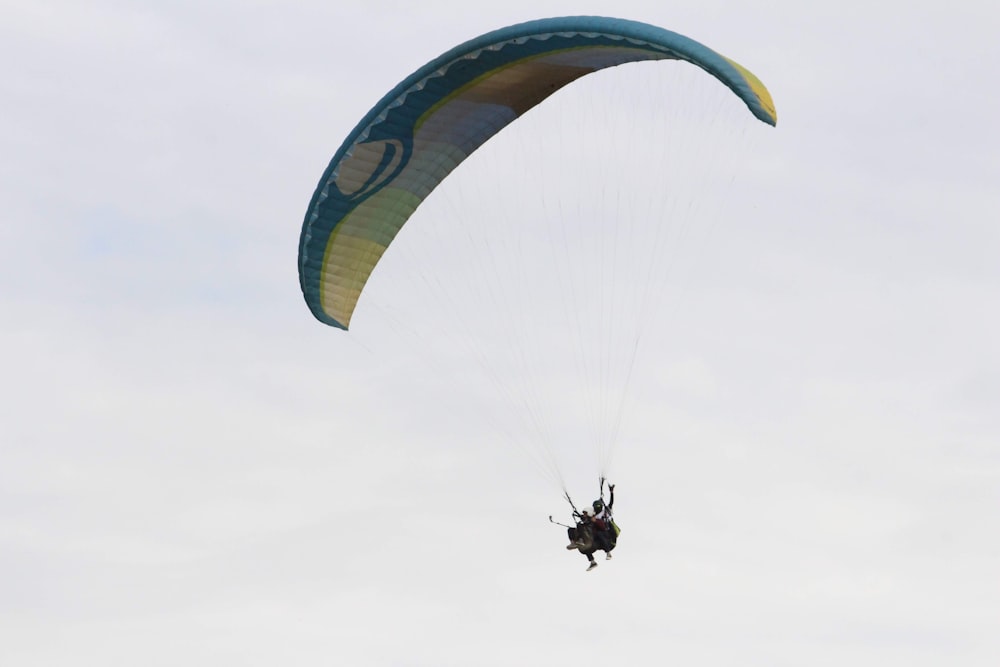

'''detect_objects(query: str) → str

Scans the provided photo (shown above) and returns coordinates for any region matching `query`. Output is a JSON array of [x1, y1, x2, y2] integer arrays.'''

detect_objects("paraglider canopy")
[[297, 15, 776, 331]]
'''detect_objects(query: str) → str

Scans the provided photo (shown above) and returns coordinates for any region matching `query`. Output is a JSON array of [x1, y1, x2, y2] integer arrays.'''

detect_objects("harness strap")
[[563, 490, 582, 517]]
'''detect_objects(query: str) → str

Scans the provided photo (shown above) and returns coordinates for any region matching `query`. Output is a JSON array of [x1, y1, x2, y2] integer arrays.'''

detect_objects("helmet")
[[592, 499, 604, 511]]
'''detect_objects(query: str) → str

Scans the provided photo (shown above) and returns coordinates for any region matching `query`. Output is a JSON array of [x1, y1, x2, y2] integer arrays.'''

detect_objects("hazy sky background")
[[2, 1, 998, 665]]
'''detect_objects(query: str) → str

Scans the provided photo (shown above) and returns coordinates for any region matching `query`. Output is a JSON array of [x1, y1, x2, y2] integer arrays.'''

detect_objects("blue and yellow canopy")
[[298, 16, 776, 329]]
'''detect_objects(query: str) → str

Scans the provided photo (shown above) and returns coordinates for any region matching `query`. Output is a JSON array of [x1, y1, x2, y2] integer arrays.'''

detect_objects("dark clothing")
[[594, 525, 615, 552], [568, 525, 596, 563]]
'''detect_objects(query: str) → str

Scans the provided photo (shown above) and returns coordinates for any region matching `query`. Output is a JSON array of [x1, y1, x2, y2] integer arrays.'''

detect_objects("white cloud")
[[2, 1, 998, 665]]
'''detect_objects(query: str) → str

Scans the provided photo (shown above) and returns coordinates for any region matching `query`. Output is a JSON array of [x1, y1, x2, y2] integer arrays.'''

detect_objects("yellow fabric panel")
[[320, 187, 423, 326], [723, 56, 777, 124]]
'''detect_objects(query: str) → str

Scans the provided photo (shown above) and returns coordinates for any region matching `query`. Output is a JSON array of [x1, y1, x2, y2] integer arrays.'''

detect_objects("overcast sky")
[[2, 1, 998, 665]]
